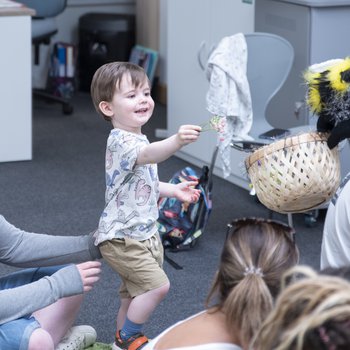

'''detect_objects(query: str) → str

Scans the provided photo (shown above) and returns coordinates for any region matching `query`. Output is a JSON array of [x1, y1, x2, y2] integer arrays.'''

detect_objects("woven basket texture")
[[245, 132, 341, 213]]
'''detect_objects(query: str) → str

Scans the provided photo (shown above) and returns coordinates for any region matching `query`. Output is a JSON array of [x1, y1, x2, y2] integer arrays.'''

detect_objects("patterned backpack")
[[157, 166, 213, 269]]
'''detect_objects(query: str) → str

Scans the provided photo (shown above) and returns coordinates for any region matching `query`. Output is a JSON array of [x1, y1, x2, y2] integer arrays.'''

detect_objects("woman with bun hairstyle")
[[252, 266, 350, 350]]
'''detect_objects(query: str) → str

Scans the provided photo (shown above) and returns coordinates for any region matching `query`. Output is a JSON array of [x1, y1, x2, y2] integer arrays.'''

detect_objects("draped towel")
[[206, 33, 253, 178]]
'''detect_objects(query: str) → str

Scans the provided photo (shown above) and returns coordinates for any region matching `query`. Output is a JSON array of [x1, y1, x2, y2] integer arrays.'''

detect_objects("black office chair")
[[21, 0, 73, 115]]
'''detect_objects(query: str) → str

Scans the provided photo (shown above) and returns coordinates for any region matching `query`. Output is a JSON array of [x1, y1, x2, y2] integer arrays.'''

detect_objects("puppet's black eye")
[[340, 70, 350, 83]]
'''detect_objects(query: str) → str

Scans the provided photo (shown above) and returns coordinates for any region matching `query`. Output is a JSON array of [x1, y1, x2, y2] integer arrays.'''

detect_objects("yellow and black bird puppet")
[[304, 57, 350, 149]]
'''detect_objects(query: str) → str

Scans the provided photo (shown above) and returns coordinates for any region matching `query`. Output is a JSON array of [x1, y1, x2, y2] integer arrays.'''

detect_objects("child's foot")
[[112, 330, 149, 350]]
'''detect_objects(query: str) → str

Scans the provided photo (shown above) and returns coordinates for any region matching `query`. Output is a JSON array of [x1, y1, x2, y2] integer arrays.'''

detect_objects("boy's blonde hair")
[[252, 266, 350, 350], [206, 218, 299, 348], [90, 61, 150, 121]]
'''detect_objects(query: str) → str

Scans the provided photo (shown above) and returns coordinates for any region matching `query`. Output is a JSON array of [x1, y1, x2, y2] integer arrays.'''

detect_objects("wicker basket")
[[245, 132, 341, 214]]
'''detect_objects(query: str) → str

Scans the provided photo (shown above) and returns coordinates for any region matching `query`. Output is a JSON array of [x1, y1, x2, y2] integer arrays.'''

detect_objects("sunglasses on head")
[[226, 217, 296, 243]]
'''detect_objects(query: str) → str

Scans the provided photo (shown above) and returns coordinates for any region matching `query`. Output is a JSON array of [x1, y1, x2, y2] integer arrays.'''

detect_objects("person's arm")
[[0, 264, 81, 325], [0, 216, 101, 268], [136, 125, 201, 165], [0, 261, 101, 325], [320, 176, 350, 269]]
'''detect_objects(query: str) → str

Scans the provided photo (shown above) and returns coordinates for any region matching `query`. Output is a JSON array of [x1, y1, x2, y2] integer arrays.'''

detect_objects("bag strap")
[[164, 249, 183, 270]]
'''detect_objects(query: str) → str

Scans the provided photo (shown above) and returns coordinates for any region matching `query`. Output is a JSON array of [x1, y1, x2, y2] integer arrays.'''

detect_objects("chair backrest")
[[245, 32, 294, 140], [20, 0, 67, 18]]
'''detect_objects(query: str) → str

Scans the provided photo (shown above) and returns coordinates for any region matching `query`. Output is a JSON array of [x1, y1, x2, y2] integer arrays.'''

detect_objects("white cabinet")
[[0, 8, 34, 162], [166, 0, 255, 189]]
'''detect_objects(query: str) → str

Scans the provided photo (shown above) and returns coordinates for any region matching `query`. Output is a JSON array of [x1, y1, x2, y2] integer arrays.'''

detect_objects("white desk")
[[0, 4, 34, 162]]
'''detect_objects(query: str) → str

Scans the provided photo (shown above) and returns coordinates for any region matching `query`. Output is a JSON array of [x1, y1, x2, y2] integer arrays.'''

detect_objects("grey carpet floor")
[[0, 92, 325, 343]]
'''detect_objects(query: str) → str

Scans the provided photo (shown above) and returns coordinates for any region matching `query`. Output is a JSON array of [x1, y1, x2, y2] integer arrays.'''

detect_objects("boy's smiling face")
[[100, 72, 154, 134]]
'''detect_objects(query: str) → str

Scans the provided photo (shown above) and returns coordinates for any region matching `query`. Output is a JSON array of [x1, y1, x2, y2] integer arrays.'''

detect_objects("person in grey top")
[[0, 215, 102, 350]]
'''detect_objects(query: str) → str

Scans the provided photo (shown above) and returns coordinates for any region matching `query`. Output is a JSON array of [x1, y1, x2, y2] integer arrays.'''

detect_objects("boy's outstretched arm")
[[159, 181, 201, 203], [136, 124, 201, 165]]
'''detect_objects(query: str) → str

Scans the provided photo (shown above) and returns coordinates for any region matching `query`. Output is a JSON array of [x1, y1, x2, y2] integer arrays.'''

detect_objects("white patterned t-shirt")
[[95, 129, 159, 245]]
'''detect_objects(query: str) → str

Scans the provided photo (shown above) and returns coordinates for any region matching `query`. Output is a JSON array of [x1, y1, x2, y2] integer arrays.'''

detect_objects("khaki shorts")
[[99, 233, 169, 298]]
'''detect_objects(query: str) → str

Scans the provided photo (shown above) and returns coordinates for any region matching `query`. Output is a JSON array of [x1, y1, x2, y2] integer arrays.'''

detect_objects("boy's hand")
[[176, 125, 201, 146], [174, 181, 201, 203]]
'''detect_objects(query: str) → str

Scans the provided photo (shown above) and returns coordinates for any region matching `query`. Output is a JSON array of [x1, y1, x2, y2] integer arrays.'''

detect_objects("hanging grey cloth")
[[206, 33, 253, 178]]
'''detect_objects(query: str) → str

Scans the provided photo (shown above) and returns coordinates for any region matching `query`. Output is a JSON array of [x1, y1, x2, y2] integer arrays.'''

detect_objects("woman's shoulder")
[[144, 311, 242, 350], [144, 341, 241, 350]]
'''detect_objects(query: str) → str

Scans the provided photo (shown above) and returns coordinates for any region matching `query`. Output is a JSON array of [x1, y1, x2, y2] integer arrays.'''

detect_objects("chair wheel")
[[304, 213, 317, 227], [63, 103, 73, 115]]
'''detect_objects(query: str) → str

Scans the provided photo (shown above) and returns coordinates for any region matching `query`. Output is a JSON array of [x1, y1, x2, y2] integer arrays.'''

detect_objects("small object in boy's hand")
[[259, 128, 290, 140], [200, 115, 226, 133]]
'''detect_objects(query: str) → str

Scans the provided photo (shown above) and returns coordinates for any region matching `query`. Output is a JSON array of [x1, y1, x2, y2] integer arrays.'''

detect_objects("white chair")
[[227, 33, 296, 224], [199, 32, 296, 223], [237, 34, 326, 226], [232, 32, 294, 150], [198, 32, 295, 151]]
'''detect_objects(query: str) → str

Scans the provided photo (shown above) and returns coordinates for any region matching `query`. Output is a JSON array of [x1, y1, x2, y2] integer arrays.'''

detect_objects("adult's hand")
[[76, 261, 101, 292]]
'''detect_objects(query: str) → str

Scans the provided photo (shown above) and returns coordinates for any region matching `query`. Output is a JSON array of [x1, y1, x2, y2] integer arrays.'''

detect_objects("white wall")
[[166, 0, 256, 189], [158, 0, 167, 86], [136, 0, 159, 50], [33, 0, 256, 93]]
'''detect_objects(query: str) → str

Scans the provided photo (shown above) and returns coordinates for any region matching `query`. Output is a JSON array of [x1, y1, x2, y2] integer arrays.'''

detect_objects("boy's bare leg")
[[126, 283, 170, 324]]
